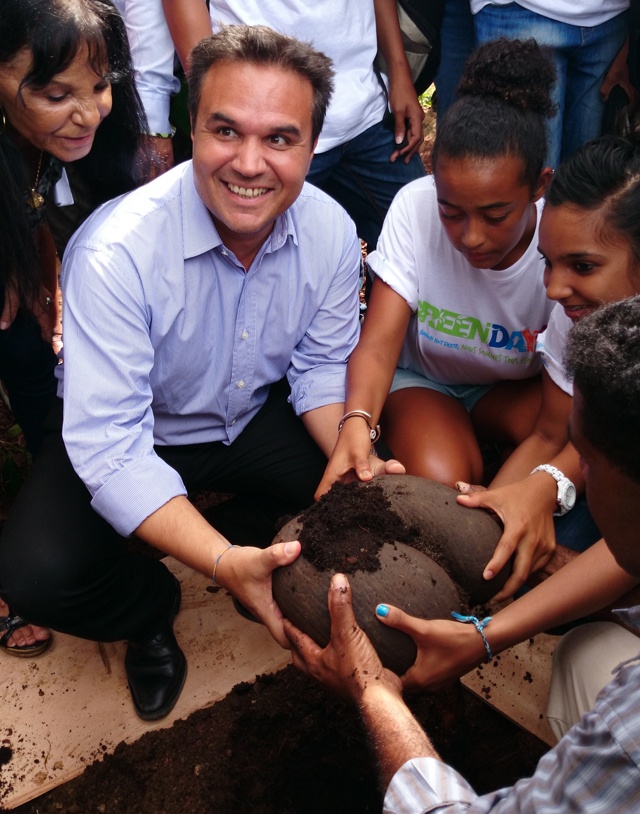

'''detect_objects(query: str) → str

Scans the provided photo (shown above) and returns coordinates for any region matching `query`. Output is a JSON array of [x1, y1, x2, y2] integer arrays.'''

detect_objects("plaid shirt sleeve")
[[384, 616, 640, 814]]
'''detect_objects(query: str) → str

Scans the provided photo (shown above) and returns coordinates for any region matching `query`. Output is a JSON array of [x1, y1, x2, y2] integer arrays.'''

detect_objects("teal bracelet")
[[451, 611, 493, 663], [212, 545, 237, 584]]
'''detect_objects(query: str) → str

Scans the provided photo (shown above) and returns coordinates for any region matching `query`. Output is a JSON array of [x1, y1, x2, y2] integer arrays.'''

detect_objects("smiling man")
[[0, 25, 400, 722]]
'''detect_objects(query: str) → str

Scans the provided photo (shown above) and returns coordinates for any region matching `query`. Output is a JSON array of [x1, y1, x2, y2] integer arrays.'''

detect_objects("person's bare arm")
[[490, 371, 573, 488], [359, 684, 439, 789], [376, 538, 639, 691], [162, 0, 213, 71], [456, 373, 583, 597], [373, 0, 425, 163], [301, 402, 344, 459], [135, 495, 300, 647], [316, 279, 410, 498], [284, 574, 437, 789]]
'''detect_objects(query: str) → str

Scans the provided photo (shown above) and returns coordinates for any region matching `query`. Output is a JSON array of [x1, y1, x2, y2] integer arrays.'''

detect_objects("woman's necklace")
[[28, 150, 45, 209]]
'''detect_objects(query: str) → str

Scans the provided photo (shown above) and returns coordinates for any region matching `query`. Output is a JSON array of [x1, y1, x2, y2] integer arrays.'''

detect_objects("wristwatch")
[[530, 464, 577, 516]]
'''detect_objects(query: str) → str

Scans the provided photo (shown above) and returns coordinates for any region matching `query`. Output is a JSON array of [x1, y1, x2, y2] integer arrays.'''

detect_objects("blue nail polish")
[[376, 604, 389, 618]]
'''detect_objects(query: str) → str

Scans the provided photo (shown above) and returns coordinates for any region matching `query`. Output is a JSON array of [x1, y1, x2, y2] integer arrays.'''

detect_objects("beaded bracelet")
[[451, 611, 493, 663], [212, 544, 238, 584], [337, 410, 381, 443]]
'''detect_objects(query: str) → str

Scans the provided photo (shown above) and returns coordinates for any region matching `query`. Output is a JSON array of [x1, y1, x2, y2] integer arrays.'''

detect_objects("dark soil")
[[293, 480, 471, 607], [298, 481, 421, 574], [8, 666, 548, 814]]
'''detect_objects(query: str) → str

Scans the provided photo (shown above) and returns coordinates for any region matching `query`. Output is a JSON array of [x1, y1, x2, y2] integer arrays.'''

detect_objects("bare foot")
[[0, 597, 51, 649]]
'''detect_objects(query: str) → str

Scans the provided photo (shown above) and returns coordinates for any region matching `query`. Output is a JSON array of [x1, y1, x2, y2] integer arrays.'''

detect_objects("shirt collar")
[[181, 161, 299, 261]]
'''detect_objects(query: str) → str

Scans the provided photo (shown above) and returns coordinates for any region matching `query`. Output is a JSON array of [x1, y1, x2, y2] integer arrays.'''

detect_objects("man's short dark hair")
[[565, 295, 640, 483], [188, 24, 335, 143]]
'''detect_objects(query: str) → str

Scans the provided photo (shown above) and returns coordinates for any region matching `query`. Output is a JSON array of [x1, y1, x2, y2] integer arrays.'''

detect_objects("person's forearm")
[[301, 402, 344, 458], [372, 0, 424, 160], [162, 0, 212, 71], [324, 336, 405, 463], [373, 0, 414, 82], [328, 288, 409, 463], [135, 494, 230, 576], [490, 372, 572, 488], [344, 284, 410, 423], [491, 436, 583, 490], [547, 442, 585, 492], [486, 539, 638, 654], [346, 329, 402, 421], [489, 432, 566, 488], [359, 684, 438, 790]]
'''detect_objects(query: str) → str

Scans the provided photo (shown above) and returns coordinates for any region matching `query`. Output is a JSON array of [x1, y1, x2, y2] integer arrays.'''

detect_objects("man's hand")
[[375, 605, 490, 691], [215, 540, 302, 649], [456, 477, 557, 600], [283, 573, 402, 702], [315, 420, 405, 500]]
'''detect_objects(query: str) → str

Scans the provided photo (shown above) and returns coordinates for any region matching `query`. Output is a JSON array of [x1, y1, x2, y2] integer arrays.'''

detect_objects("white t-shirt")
[[536, 302, 573, 395], [366, 176, 555, 386], [209, 1, 387, 152], [470, 0, 629, 28], [114, 0, 387, 148]]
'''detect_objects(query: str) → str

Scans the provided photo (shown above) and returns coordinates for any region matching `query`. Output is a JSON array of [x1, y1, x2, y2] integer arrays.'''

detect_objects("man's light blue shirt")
[[58, 161, 361, 536]]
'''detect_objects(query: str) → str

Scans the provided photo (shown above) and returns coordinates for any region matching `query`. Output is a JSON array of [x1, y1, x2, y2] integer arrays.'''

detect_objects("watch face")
[[560, 481, 577, 510]]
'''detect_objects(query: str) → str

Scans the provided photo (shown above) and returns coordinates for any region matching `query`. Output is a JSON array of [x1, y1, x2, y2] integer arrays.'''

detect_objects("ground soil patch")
[[8, 665, 548, 814]]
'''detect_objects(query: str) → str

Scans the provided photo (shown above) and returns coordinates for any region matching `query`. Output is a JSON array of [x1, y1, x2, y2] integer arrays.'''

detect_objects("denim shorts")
[[389, 367, 492, 413]]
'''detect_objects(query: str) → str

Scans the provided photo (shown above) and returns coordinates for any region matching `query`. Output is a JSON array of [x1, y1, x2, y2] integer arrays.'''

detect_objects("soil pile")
[[9, 666, 548, 814], [297, 481, 422, 573]]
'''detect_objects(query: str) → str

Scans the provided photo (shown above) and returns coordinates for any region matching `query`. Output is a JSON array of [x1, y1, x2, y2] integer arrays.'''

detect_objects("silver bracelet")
[[337, 410, 380, 443]]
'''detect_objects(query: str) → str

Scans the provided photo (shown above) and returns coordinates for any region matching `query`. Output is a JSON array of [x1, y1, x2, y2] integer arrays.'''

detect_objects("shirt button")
[[241, 330, 249, 340], [237, 380, 245, 389]]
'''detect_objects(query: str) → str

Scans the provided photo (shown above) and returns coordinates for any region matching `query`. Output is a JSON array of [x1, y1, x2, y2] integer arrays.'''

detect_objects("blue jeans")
[[474, 4, 629, 167], [307, 119, 425, 251], [434, 0, 477, 118]]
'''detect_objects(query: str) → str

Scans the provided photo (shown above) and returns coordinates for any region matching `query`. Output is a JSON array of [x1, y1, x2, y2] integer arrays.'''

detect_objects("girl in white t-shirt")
[[319, 39, 555, 495], [457, 129, 640, 597], [365, 159, 640, 692]]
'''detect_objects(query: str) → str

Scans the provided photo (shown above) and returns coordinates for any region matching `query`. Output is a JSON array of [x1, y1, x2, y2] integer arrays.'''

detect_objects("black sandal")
[[0, 612, 52, 657]]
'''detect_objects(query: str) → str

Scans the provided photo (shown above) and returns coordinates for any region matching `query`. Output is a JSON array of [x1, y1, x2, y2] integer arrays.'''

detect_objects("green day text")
[[417, 300, 544, 354]]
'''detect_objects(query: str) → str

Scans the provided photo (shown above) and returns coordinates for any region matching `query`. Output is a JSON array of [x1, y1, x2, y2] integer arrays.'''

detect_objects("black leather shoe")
[[124, 578, 187, 721]]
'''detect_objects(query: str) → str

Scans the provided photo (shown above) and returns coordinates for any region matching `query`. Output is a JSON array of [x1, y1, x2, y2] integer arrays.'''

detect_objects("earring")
[[0, 107, 5, 136]]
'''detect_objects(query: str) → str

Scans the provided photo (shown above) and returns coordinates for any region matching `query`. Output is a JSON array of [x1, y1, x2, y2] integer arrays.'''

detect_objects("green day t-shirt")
[[366, 176, 555, 386]]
